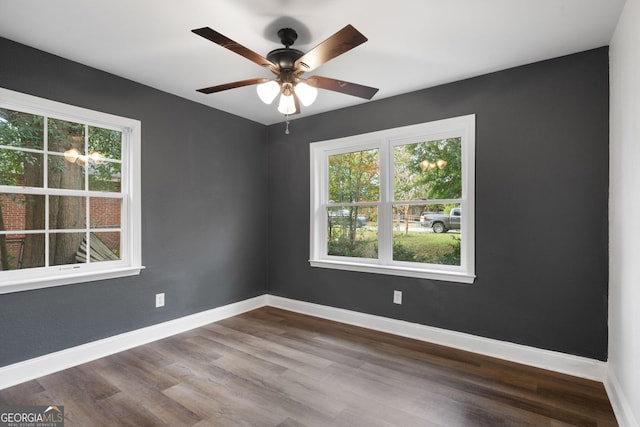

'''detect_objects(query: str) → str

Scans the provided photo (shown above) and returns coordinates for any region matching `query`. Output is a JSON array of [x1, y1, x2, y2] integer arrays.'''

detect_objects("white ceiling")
[[0, 0, 626, 125]]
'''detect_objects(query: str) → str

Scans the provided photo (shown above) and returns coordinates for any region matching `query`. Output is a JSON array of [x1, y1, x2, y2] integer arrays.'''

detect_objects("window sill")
[[0, 266, 145, 295], [309, 259, 475, 284]]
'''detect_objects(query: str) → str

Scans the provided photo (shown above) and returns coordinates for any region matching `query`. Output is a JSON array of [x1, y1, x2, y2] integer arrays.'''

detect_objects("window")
[[310, 115, 475, 283], [0, 88, 142, 293]]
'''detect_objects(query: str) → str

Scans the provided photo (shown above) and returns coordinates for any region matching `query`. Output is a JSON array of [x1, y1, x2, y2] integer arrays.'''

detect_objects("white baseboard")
[[605, 366, 639, 427], [0, 293, 608, 393], [266, 295, 607, 382], [0, 295, 267, 391]]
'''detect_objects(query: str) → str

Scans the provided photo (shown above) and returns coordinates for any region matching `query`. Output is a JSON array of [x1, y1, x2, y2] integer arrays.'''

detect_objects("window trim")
[[0, 87, 143, 294], [309, 115, 475, 284]]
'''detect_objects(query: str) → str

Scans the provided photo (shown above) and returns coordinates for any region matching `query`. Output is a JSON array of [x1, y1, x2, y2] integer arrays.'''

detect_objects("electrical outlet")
[[393, 290, 402, 304], [155, 293, 165, 308]]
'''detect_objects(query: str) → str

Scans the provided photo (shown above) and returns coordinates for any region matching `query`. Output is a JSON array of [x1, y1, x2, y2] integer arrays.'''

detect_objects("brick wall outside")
[[90, 198, 121, 252], [1, 194, 27, 231], [1, 194, 27, 267]]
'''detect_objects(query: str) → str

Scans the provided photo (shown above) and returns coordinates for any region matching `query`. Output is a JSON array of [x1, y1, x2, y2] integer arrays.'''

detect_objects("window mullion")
[[119, 128, 130, 262], [44, 116, 50, 267], [43, 116, 49, 189], [378, 139, 393, 264], [0, 186, 124, 198], [84, 124, 91, 264], [84, 124, 89, 192], [44, 194, 50, 267]]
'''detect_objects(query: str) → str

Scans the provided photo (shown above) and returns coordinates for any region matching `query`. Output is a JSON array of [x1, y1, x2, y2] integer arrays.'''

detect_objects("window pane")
[[328, 149, 379, 203], [91, 232, 121, 262], [89, 197, 121, 228], [0, 150, 44, 187], [89, 126, 121, 161], [48, 154, 85, 190], [0, 234, 28, 270], [49, 196, 86, 229], [1, 193, 45, 231], [50, 232, 84, 266], [0, 233, 45, 269], [0, 109, 44, 149], [76, 232, 120, 263], [328, 206, 377, 258], [393, 204, 461, 265], [89, 161, 121, 192], [48, 118, 84, 154], [394, 138, 462, 201]]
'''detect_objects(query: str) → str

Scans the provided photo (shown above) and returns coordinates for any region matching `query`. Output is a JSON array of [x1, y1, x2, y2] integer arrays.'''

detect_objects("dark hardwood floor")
[[0, 307, 617, 426]]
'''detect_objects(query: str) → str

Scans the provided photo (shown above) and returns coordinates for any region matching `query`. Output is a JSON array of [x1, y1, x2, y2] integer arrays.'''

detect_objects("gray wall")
[[267, 48, 609, 360], [0, 37, 268, 366]]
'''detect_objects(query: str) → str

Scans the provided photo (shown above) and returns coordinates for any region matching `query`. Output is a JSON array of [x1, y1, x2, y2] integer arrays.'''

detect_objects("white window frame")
[[0, 87, 143, 294], [309, 114, 475, 284]]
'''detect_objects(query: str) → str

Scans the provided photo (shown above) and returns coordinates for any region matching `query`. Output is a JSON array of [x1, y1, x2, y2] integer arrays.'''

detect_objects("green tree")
[[88, 126, 122, 192], [329, 149, 379, 203], [393, 147, 427, 235], [405, 137, 462, 200], [328, 149, 378, 246]]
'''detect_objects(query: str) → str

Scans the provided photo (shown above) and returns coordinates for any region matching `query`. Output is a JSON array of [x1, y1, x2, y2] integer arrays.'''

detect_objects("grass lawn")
[[328, 226, 460, 265], [393, 232, 461, 265]]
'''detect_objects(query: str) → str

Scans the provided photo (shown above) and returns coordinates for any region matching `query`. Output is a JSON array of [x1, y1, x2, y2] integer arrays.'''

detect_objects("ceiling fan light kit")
[[192, 24, 379, 131]]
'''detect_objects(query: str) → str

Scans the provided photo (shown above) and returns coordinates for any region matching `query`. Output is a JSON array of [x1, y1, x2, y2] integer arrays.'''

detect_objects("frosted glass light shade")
[[256, 80, 280, 104], [294, 82, 318, 106], [277, 94, 297, 115]]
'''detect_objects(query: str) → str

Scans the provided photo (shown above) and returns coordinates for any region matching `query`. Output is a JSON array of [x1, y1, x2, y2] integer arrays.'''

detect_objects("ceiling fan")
[[192, 24, 379, 117]]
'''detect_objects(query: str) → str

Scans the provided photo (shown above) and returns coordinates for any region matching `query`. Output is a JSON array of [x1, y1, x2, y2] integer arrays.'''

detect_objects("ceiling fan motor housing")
[[267, 48, 304, 71], [266, 28, 304, 72]]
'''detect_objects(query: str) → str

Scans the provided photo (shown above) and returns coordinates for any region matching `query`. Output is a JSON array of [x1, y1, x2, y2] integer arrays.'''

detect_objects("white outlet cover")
[[155, 293, 165, 308], [393, 290, 402, 304]]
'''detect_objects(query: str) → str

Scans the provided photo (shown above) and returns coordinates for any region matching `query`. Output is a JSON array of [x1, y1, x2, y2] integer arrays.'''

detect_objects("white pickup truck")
[[419, 208, 461, 233]]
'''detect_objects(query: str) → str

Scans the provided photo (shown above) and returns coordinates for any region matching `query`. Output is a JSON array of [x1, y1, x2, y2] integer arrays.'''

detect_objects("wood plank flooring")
[[0, 307, 618, 426]]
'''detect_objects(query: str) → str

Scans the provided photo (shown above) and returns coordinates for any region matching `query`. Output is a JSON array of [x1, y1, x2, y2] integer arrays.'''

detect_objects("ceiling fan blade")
[[192, 27, 278, 73], [307, 76, 379, 100], [295, 25, 368, 72], [196, 78, 270, 94]]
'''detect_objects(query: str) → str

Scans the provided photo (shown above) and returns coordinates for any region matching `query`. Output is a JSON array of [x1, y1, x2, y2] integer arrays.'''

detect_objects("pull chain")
[[285, 116, 290, 135]]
